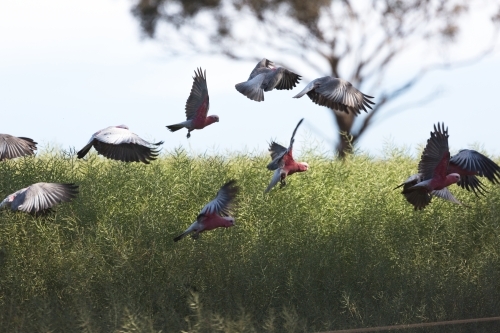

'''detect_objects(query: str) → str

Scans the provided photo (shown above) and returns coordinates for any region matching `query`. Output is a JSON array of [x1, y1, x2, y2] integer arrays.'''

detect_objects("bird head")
[[448, 173, 461, 184], [211, 115, 220, 122], [223, 216, 235, 227], [299, 162, 309, 171]]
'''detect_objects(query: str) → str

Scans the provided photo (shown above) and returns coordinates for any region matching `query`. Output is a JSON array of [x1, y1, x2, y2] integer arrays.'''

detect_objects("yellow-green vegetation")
[[0, 147, 499, 333]]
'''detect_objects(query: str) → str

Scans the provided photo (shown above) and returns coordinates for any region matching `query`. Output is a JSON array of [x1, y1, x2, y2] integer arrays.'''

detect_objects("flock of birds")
[[1, 58, 499, 241]]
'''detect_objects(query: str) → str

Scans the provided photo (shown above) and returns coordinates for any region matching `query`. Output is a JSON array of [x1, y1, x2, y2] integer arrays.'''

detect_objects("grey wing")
[[185, 68, 209, 120], [265, 169, 282, 193], [432, 188, 462, 205], [264, 67, 301, 91], [248, 58, 273, 79], [312, 78, 375, 114], [267, 142, 287, 170], [418, 123, 450, 180], [449, 149, 500, 195], [93, 140, 163, 164], [200, 180, 239, 216], [0, 134, 37, 161], [12, 183, 79, 214], [394, 173, 424, 190]]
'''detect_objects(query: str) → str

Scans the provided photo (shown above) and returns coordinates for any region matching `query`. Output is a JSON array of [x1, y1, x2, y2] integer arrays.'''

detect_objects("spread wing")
[[310, 77, 374, 115], [0, 134, 37, 161], [432, 188, 462, 205], [449, 149, 500, 195], [266, 118, 303, 170], [200, 180, 239, 217], [185, 68, 209, 121], [265, 67, 301, 91], [265, 169, 282, 193], [11, 183, 78, 214], [87, 127, 163, 163], [418, 123, 450, 181]]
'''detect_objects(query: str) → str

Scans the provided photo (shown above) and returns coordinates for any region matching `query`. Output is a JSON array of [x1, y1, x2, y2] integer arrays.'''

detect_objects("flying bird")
[[396, 123, 500, 210], [174, 180, 239, 242], [0, 134, 37, 161], [265, 118, 309, 193], [77, 125, 163, 163], [0, 183, 78, 215], [293, 77, 374, 115], [166, 68, 218, 138], [235, 58, 301, 102]]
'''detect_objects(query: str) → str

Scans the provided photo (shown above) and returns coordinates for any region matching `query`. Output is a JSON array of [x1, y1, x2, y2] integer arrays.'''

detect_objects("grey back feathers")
[[235, 58, 301, 102], [2, 183, 78, 215], [293, 77, 374, 115], [77, 126, 163, 164]]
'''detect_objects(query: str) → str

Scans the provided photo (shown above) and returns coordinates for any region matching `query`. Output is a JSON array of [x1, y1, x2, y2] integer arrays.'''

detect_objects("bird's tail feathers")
[[166, 124, 185, 132], [235, 75, 265, 102]]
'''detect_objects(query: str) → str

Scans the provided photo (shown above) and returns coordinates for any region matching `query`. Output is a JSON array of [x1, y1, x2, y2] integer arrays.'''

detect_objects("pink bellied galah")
[[0, 183, 78, 215], [235, 58, 301, 102], [166, 68, 218, 138], [174, 180, 240, 242], [265, 118, 309, 193], [293, 76, 374, 115], [396, 123, 500, 209], [77, 125, 163, 164], [0, 134, 37, 161]]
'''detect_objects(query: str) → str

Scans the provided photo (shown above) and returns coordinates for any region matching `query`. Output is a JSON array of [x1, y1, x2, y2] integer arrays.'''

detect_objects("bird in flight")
[[77, 125, 163, 163], [235, 58, 301, 102], [265, 118, 309, 193], [166, 68, 218, 138], [174, 180, 239, 242], [0, 183, 78, 215], [396, 123, 500, 209], [293, 76, 374, 115]]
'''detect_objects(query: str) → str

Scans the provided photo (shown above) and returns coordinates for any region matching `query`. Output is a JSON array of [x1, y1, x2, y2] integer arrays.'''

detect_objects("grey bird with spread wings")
[[235, 58, 301, 102], [293, 77, 374, 115], [0, 183, 78, 215], [77, 125, 163, 163], [0, 134, 37, 161]]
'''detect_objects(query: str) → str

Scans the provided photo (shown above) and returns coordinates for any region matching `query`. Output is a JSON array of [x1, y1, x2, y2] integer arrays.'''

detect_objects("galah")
[[0, 134, 37, 161], [77, 125, 163, 164], [235, 58, 301, 102], [396, 123, 500, 209], [174, 180, 239, 242], [265, 118, 309, 193], [0, 183, 78, 215], [293, 76, 374, 115], [166, 68, 218, 138]]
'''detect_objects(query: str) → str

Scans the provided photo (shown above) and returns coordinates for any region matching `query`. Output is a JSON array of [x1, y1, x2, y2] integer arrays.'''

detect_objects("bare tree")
[[131, 0, 500, 156]]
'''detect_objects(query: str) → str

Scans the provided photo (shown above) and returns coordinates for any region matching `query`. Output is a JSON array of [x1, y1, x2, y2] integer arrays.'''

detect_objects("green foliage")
[[0, 148, 500, 332]]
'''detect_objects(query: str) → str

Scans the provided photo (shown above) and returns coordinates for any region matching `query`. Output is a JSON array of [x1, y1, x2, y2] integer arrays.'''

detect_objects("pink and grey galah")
[[293, 76, 374, 115], [265, 118, 309, 193], [166, 68, 218, 138], [0, 183, 78, 215], [235, 58, 301, 102], [0, 134, 37, 161], [173, 180, 240, 242], [396, 123, 500, 210], [77, 125, 163, 164]]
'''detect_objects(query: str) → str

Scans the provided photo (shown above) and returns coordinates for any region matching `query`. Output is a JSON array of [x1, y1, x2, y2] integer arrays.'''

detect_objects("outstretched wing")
[[265, 67, 301, 91], [311, 78, 374, 115], [12, 183, 79, 214], [396, 173, 432, 210], [200, 180, 239, 217], [92, 127, 163, 164], [432, 188, 462, 205], [418, 123, 450, 181], [0, 134, 37, 161], [266, 118, 304, 170], [448, 149, 500, 195], [185, 68, 209, 121]]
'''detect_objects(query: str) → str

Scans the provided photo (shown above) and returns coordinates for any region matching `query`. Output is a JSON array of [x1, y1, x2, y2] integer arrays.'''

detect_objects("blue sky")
[[1, 0, 499, 158]]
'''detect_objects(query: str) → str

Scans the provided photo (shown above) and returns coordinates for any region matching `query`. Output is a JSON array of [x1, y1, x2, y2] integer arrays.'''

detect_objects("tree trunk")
[[333, 110, 356, 158]]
